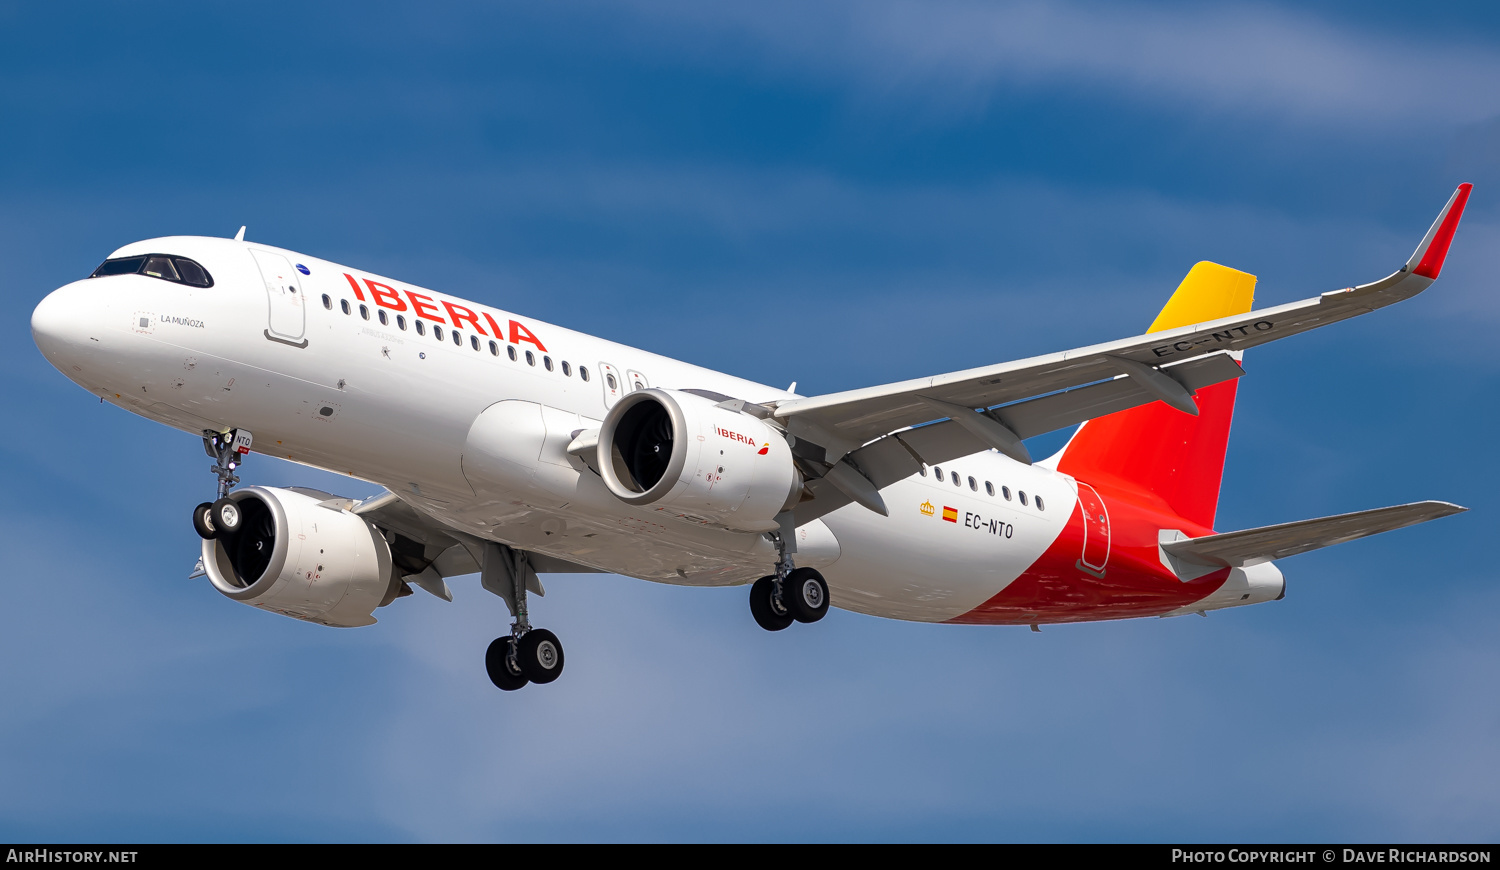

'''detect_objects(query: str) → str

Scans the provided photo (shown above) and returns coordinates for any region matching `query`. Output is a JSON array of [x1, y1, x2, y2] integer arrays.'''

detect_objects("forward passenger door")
[[251, 249, 306, 346]]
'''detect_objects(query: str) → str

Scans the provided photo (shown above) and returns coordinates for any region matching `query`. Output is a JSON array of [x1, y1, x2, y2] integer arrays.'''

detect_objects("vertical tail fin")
[[1056, 262, 1256, 529]]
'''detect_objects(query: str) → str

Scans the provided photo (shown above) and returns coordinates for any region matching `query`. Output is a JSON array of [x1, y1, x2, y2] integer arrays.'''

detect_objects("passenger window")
[[968, 476, 978, 491], [452, 330, 461, 346], [580, 366, 590, 382], [321, 294, 332, 310], [415, 320, 426, 336], [933, 466, 942, 480], [1019, 491, 1028, 506], [359, 304, 370, 320], [340, 299, 351, 315], [919, 467, 927, 477], [90, 256, 146, 277], [1036, 496, 1045, 511], [951, 472, 960, 486], [470, 335, 480, 351], [435, 326, 445, 341], [562, 361, 571, 376], [1002, 486, 1012, 501], [489, 340, 499, 356], [544, 356, 553, 372], [174, 258, 212, 287], [526, 351, 536, 366], [397, 315, 407, 331], [606, 373, 617, 389], [985, 481, 994, 496], [378, 309, 388, 325], [507, 346, 517, 361], [142, 257, 178, 280]]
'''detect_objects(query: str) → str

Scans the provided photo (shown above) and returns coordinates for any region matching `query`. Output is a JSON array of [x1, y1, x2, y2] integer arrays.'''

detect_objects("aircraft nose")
[[32, 280, 102, 369], [32, 284, 77, 355]]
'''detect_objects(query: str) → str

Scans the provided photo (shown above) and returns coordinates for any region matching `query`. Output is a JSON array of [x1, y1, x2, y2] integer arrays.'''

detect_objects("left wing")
[[351, 490, 599, 602]]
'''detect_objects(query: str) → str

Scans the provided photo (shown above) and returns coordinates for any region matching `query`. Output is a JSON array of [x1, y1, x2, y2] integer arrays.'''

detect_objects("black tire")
[[210, 497, 243, 535], [749, 576, 794, 631], [785, 567, 830, 623], [192, 502, 217, 540], [517, 629, 565, 684], [485, 636, 529, 691]]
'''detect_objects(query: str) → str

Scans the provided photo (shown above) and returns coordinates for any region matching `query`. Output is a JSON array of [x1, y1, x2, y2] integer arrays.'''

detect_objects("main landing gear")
[[749, 532, 830, 632], [483, 545, 565, 691], [192, 429, 254, 540]]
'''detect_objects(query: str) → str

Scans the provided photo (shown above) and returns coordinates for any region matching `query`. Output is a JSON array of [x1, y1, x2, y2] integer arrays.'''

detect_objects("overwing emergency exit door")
[[598, 363, 624, 408], [252, 249, 306, 347]]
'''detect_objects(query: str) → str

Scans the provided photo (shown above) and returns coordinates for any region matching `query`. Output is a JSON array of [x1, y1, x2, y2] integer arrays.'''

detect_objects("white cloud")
[[610, 0, 1500, 127]]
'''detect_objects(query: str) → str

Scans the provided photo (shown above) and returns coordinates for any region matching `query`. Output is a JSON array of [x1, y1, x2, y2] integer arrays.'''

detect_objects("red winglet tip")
[[1412, 183, 1472, 279]]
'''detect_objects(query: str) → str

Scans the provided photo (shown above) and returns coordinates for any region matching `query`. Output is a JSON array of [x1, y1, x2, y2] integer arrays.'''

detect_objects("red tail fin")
[[1056, 262, 1256, 529]]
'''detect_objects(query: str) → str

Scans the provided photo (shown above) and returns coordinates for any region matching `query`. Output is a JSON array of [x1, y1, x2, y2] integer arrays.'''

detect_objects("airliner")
[[30, 185, 1472, 691]]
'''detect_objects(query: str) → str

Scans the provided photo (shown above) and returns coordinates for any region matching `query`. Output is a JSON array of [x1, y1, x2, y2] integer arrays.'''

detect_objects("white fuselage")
[[33, 235, 1257, 624]]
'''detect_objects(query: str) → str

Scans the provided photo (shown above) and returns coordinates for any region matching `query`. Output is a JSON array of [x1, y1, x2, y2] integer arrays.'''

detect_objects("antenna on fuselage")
[[233, 226, 246, 241]]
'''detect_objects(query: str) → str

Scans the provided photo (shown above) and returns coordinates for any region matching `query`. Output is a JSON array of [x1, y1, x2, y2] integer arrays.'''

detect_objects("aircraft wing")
[[774, 184, 1470, 463], [351, 490, 599, 602], [1161, 501, 1467, 568]]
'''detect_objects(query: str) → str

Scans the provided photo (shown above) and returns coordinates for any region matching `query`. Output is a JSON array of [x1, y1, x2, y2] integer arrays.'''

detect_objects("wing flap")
[[790, 353, 1244, 524], [1162, 501, 1467, 568]]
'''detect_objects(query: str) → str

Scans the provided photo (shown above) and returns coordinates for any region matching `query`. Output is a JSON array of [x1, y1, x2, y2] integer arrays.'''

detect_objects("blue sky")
[[2, 0, 1497, 842]]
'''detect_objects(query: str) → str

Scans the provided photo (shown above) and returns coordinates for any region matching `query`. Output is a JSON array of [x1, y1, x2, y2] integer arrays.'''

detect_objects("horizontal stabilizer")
[[1162, 500, 1467, 568]]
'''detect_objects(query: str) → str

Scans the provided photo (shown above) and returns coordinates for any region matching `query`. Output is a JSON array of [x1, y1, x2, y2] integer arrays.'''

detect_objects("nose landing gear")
[[192, 429, 253, 540], [749, 531, 830, 631]]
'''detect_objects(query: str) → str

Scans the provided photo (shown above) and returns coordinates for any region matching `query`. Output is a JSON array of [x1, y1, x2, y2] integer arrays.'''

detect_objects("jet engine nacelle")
[[201, 486, 400, 628], [597, 389, 801, 532]]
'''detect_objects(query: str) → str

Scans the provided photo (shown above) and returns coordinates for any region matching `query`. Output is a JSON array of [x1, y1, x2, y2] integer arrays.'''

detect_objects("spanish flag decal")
[[942, 506, 958, 523]]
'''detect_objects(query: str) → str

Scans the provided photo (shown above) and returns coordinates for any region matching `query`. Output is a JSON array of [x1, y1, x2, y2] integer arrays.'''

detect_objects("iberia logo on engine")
[[716, 427, 771, 455]]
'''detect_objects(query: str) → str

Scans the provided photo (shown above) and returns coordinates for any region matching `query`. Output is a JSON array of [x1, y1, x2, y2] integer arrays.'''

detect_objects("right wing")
[[775, 184, 1472, 521], [1161, 501, 1467, 569]]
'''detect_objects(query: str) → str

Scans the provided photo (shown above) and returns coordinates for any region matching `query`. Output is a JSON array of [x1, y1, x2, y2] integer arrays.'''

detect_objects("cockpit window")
[[92, 256, 146, 277], [175, 259, 211, 286], [90, 254, 214, 288], [143, 257, 178, 281]]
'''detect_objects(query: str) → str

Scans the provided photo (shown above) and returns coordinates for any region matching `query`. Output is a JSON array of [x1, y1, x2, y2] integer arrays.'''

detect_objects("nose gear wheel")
[[191, 428, 255, 541]]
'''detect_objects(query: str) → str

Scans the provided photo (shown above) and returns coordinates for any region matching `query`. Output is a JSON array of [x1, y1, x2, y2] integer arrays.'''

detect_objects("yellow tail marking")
[[1148, 261, 1257, 335]]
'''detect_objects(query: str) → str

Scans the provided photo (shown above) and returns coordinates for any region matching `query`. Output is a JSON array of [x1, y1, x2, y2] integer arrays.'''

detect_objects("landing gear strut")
[[482, 544, 565, 691], [750, 531, 830, 631], [192, 429, 253, 541]]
